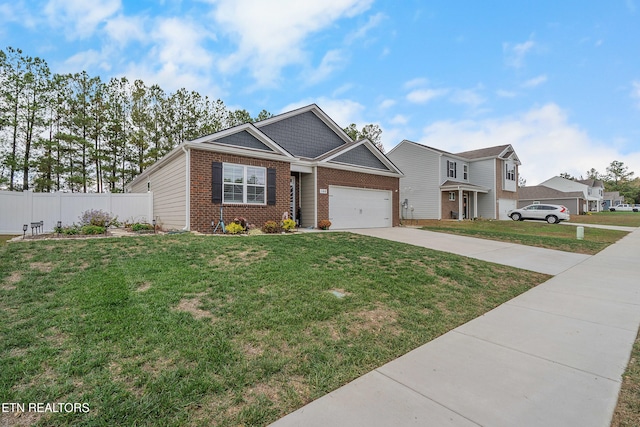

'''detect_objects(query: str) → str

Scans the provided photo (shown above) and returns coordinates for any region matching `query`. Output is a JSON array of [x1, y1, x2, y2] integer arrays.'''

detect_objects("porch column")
[[458, 189, 463, 221], [474, 191, 478, 219]]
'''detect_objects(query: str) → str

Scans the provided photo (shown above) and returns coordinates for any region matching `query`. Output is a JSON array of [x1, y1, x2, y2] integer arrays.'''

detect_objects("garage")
[[498, 198, 517, 220], [328, 186, 392, 229]]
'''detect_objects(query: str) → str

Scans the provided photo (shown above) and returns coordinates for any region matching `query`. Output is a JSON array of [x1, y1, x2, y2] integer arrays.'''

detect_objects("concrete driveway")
[[350, 227, 591, 275]]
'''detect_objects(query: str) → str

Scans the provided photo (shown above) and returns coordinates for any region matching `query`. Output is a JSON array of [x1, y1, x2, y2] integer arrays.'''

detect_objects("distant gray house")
[[387, 141, 521, 220], [603, 191, 624, 210], [527, 176, 605, 213], [517, 186, 586, 215]]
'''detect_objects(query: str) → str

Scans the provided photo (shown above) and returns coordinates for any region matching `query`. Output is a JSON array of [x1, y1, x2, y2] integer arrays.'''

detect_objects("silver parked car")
[[508, 204, 570, 224]]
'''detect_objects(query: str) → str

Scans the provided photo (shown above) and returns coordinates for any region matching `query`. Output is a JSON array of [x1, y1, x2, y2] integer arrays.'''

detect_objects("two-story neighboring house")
[[387, 141, 521, 220]]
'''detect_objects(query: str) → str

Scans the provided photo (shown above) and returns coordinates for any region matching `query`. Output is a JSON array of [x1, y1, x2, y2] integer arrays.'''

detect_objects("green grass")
[[613, 329, 640, 427], [0, 235, 18, 246], [570, 212, 640, 227], [0, 233, 549, 426], [418, 219, 628, 254]]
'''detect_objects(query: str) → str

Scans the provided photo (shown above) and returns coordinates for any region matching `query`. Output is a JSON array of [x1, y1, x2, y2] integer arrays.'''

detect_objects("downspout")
[[313, 166, 318, 228], [182, 145, 190, 231]]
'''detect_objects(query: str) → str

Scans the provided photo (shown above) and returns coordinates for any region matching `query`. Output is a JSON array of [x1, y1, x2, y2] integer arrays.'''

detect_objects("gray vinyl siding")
[[259, 111, 345, 158], [300, 170, 316, 227], [388, 143, 441, 219], [331, 144, 389, 170], [440, 157, 468, 183], [132, 152, 187, 230], [469, 159, 496, 219], [216, 130, 273, 151]]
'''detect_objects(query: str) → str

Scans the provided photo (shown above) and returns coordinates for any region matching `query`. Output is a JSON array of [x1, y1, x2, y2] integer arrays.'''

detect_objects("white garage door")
[[329, 186, 392, 229], [498, 198, 517, 220]]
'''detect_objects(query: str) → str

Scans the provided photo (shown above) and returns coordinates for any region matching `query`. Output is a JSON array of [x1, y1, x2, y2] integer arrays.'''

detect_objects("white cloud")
[[306, 49, 347, 85], [450, 88, 485, 108], [522, 74, 548, 88], [389, 114, 408, 125], [345, 12, 385, 44], [210, 0, 373, 86], [379, 99, 396, 109], [403, 78, 429, 89], [44, 0, 121, 39], [503, 38, 535, 68], [104, 14, 147, 47], [414, 103, 640, 185], [497, 89, 518, 98], [407, 88, 449, 104], [632, 81, 640, 108], [280, 97, 365, 128]]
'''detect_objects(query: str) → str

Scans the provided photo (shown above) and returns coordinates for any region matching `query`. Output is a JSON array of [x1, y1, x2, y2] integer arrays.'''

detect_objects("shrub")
[[318, 219, 332, 230], [262, 220, 280, 234], [79, 209, 119, 228], [281, 218, 296, 232], [225, 222, 245, 235], [81, 225, 106, 235], [62, 225, 81, 235], [131, 223, 154, 232]]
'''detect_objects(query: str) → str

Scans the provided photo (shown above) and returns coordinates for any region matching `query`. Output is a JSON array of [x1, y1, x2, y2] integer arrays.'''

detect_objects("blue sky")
[[1, 0, 639, 185]]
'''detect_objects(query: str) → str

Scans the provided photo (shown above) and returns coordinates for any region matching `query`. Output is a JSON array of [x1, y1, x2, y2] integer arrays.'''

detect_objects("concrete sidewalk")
[[350, 227, 590, 275], [270, 228, 640, 427]]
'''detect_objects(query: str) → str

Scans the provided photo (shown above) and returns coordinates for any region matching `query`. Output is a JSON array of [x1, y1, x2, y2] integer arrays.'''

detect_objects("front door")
[[463, 194, 468, 219]]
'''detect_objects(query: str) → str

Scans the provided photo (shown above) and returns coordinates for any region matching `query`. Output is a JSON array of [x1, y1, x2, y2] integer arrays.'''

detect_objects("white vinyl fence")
[[0, 190, 153, 234]]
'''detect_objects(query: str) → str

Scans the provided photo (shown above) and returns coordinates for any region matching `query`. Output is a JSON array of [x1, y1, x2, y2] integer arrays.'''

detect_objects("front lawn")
[[0, 233, 549, 426], [0, 235, 17, 246], [570, 212, 640, 227], [418, 219, 628, 254]]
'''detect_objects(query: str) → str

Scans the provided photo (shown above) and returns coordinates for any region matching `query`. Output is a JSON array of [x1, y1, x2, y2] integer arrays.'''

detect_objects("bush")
[[262, 221, 280, 234], [131, 223, 154, 232], [61, 225, 81, 235], [225, 222, 245, 235], [281, 218, 296, 232], [81, 225, 106, 235], [318, 219, 332, 230], [79, 209, 119, 228]]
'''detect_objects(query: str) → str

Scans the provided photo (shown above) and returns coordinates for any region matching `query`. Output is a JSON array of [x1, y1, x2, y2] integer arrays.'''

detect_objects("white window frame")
[[222, 163, 267, 205], [463, 164, 468, 180], [505, 163, 516, 181], [449, 191, 456, 201], [447, 160, 457, 178]]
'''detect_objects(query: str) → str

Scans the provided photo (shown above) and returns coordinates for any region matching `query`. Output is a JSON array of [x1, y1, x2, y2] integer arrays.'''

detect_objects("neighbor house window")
[[463, 164, 468, 180], [223, 163, 266, 204], [505, 164, 516, 181], [449, 192, 456, 201], [447, 160, 457, 178]]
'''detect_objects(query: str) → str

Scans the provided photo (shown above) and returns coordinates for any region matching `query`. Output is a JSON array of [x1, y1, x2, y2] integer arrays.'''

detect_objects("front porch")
[[440, 181, 489, 220]]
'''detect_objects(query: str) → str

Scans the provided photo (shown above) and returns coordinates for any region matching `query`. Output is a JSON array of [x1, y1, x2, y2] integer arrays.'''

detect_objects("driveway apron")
[[270, 226, 640, 427]]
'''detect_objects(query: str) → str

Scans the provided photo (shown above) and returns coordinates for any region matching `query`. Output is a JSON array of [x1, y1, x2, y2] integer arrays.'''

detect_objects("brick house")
[[126, 104, 403, 232]]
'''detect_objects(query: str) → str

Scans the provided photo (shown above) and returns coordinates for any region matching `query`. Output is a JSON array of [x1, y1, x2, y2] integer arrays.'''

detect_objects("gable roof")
[[577, 178, 604, 188], [389, 140, 521, 165], [455, 144, 521, 164], [518, 185, 585, 200]]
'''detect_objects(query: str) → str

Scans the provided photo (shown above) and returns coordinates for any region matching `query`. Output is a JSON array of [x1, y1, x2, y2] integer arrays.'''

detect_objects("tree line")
[[0, 47, 273, 193]]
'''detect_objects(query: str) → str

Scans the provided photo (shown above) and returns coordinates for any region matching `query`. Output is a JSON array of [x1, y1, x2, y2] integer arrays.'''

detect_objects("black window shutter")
[[446, 160, 450, 177], [267, 168, 276, 205], [212, 162, 222, 203], [454, 162, 457, 178]]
